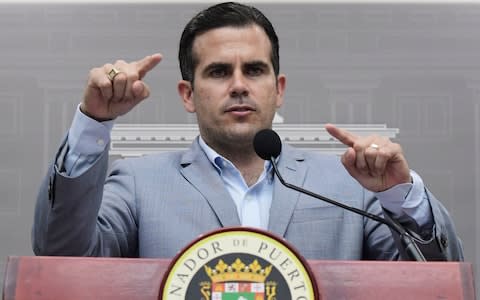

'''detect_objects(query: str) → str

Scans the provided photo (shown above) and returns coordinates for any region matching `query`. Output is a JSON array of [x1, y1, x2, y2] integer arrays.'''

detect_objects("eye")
[[209, 67, 228, 78], [245, 66, 264, 76], [244, 63, 269, 77]]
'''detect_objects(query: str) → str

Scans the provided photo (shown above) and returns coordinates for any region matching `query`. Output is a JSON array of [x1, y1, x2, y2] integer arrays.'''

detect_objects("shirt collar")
[[198, 135, 274, 182], [198, 136, 224, 173]]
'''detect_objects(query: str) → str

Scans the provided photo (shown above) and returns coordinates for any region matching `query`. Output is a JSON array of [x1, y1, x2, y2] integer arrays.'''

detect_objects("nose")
[[229, 70, 249, 98]]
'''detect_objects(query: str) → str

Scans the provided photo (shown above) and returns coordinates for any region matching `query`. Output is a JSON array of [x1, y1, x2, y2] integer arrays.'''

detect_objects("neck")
[[207, 140, 265, 187], [236, 158, 266, 187]]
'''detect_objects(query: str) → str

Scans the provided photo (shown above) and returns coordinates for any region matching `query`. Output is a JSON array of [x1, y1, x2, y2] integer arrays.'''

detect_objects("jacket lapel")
[[179, 139, 241, 227], [268, 144, 307, 237]]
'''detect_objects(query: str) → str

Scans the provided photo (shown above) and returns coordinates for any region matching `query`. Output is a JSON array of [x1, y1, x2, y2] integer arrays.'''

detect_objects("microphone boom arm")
[[269, 157, 427, 262]]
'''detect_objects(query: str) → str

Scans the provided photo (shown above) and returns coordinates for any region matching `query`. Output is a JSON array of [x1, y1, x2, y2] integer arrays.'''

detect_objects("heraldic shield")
[[159, 227, 319, 300]]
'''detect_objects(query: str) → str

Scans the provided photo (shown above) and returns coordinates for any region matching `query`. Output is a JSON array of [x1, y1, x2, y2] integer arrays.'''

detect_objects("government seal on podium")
[[160, 227, 319, 299]]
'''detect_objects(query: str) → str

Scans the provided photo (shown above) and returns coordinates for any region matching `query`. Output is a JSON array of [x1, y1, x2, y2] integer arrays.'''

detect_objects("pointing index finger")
[[325, 123, 358, 147], [136, 53, 163, 79]]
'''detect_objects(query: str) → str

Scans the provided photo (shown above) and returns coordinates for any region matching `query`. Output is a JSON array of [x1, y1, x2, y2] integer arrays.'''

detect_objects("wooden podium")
[[2, 256, 476, 299]]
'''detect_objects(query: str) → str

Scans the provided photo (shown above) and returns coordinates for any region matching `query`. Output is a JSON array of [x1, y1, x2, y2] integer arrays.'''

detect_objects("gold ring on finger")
[[107, 67, 120, 81]]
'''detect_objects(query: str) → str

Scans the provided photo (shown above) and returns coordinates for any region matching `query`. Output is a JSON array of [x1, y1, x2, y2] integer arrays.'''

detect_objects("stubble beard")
[[201, 122, 258, 158]]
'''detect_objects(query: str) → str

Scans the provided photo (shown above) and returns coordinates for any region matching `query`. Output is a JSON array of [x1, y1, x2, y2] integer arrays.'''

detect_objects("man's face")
[[178, 24, 286, 150]]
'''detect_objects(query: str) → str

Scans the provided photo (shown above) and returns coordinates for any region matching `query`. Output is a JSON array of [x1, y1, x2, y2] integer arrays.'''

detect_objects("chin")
[[234, 123, 262, 134]]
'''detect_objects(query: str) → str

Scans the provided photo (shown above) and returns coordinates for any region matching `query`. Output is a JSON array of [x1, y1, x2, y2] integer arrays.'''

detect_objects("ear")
[[275, 74, 286, 108], [177, 80, 195, 113]]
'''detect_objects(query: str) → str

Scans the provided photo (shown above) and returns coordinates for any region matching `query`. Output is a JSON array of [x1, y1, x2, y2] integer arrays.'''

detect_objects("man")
[[33, 2, 463, 261]]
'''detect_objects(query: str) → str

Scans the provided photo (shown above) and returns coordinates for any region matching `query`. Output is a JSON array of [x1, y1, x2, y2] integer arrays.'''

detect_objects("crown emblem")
[[204, 258, 272, 283]]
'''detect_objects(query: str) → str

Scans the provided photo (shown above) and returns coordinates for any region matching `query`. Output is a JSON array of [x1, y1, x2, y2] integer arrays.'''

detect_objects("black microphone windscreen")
[[253, 129, 282, 160]]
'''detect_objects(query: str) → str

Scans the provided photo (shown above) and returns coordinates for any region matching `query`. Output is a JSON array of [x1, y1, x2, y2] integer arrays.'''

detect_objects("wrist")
[[79, 103, 114, 122]]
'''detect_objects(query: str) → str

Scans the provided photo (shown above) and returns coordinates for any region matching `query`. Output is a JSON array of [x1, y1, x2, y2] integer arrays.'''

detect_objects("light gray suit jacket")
[[32, 138, 463, 261]]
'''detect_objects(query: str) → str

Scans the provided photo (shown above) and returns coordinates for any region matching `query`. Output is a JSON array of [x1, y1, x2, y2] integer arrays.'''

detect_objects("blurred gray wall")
[[0, 2, 478, 293]]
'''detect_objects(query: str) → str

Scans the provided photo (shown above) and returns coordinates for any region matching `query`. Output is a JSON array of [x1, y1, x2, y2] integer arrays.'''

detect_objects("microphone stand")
[[269, 157, 427, 262]]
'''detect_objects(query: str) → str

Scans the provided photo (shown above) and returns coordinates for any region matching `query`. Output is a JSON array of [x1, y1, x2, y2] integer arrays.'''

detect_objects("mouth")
[[224, 105, 256, 117]]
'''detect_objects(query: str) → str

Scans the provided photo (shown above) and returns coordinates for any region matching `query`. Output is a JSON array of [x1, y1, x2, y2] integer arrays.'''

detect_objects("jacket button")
[[440, 235, 448, 248], [48, 177, 54, 201]]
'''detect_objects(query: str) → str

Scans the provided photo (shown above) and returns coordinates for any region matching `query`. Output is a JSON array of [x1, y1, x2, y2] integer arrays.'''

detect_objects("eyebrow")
[[202, 60, 270, 75], [243, 60, 269, 70]]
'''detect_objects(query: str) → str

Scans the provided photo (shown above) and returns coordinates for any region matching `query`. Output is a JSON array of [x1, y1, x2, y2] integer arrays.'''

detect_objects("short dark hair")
[[178, 2, 279, 85]]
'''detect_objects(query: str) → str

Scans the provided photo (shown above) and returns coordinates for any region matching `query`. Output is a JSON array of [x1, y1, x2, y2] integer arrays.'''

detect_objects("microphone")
[[253, 129, 426, 261]]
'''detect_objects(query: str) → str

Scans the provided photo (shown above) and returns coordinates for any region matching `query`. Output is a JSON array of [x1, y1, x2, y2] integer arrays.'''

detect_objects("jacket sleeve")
[[32, 138, 138, 257], [382, 188, 464, 261]]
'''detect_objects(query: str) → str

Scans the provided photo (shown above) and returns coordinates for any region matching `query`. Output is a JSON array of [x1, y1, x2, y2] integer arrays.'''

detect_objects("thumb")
[[341, 147, 362, 178], [341, 147, 356, 169], [132, 80, 150, 100]]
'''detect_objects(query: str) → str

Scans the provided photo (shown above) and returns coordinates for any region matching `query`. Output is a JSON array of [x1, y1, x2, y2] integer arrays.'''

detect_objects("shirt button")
[[97, 139, 105, 146]]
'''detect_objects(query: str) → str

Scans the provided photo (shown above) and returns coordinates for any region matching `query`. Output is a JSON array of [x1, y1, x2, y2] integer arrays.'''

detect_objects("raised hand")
[[80, 53, 163, 121], [325, 123, 411, 192]]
